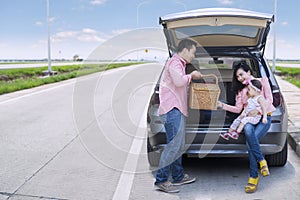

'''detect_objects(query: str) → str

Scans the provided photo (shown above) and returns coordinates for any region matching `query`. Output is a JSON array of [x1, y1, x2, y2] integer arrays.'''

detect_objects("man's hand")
[[191, 70, 202, 79]]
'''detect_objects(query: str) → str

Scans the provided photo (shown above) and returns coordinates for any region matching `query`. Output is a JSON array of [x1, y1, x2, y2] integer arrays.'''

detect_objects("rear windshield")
[[175, 25, 259, 39], [191, 57, 250, 69], [188, 57, 260, 81]]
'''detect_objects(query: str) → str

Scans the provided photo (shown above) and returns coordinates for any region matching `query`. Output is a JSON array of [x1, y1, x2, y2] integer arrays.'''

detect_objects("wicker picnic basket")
[[189, 74, 220, 110]]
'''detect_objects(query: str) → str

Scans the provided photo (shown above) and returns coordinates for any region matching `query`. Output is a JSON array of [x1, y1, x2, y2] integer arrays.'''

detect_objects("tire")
[[147, 138, 161, 166], [265, 140, 288, 167]]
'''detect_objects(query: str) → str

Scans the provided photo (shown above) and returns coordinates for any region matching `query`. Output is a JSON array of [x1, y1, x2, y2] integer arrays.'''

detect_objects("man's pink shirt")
[[158, 54, 192, 117]]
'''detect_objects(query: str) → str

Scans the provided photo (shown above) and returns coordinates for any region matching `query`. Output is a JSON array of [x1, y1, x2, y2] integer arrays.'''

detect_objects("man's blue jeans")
[[155, 108, 185, 185], [243, 116, 271, 178]]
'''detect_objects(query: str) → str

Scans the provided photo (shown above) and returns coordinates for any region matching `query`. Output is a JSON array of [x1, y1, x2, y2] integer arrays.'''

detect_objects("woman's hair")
[[232, 60, 253, 95], [177, 39, 197, 53]]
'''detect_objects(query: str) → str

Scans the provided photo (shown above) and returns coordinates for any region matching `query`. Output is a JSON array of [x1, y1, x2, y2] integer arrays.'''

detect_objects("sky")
[[1, 0, 300, 60]]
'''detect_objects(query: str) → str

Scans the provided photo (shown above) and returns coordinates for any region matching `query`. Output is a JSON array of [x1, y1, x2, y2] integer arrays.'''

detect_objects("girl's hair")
[[249, 79, 262, 91], [232, 61, 252, 95]]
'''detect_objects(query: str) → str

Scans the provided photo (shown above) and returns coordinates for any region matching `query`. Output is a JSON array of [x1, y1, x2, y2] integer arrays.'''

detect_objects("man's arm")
[[169, 64, 201, 87]]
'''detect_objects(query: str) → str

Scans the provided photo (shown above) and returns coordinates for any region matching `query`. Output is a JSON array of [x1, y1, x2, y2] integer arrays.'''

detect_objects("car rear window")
[[191, 57, 251, 69], [190, 57, 262, 83], [174, 25, 259, 39]]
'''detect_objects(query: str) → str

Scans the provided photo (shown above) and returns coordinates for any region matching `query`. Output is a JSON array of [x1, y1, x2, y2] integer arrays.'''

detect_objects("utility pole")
[[47, 0, 52, 74], [272, 0, 277, 72]]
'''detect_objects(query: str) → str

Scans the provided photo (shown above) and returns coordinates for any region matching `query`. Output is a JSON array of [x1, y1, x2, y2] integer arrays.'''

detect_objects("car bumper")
[[148, 129, 287, 157]]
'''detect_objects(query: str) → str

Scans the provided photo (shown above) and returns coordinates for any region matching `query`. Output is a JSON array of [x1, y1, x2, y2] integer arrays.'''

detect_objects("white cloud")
[[281, 21, 288, 26], [56, 31, 77, 38], [77, 29, 106, 42], [82, 28, 97, 34], [51, 29, 107, 43], [51, 28, 135, 44], [35, 21, 43, 26], [77, 34, 105, 42], [53, 31, 78, 42], [112, 29, 131, 35], [90, 0, 106, 5], [217, 0, 234, 5]]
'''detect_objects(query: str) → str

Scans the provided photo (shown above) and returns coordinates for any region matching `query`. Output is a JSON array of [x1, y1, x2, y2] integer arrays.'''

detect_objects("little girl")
[[220, 79, 267, 140]]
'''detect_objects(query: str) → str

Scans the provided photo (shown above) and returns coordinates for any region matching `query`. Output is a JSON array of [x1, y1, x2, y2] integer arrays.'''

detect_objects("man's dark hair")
[[177, 39, 197, 53], [250, 79, 262, 91]]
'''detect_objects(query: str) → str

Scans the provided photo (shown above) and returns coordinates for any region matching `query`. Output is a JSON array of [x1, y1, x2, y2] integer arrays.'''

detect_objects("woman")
[[218, 61, 276, 193]]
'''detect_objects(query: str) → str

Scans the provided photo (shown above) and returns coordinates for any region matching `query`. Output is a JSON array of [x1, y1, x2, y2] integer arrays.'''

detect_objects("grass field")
[[276, 66, 300, 88], [0, 62, 143, 95]]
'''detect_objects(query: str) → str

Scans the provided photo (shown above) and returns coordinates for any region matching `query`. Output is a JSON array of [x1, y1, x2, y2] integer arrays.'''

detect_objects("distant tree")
[[73, 54, 81, 61]]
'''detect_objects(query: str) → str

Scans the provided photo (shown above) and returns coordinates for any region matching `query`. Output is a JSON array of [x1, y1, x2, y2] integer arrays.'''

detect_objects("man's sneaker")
[[172, 174, 196, 186], [155, 181, 179, 193]]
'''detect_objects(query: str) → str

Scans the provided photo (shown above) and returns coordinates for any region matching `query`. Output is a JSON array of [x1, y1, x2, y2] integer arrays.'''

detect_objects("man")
[[155, 39, 202, 193]]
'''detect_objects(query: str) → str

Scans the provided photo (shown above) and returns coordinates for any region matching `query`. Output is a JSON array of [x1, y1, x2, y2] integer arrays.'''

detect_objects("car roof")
[[160, 8, 273, 23]]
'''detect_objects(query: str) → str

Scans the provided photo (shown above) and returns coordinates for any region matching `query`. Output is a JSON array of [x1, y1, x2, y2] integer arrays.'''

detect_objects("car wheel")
[[147, 138, 161, 166], [265, 139, 288, 167]]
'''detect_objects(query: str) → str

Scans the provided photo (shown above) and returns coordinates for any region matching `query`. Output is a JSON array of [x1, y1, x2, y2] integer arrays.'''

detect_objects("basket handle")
[[199, 74, 218, 85]]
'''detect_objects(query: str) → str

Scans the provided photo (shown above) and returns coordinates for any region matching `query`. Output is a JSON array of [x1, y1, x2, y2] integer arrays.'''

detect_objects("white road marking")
[[112, 107, 147, 200]]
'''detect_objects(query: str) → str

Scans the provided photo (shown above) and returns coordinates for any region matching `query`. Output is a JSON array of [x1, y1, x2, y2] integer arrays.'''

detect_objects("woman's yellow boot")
[[245, 177, 259, 193], [259, 159, 270, 177]]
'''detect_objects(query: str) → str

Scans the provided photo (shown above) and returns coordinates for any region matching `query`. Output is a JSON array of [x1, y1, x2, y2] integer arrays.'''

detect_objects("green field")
[[276, 66, 300, 88], [0, 62, 143, 95]]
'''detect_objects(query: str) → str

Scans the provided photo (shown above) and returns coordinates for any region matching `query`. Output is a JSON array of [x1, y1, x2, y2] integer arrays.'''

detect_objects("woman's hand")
[[217, 101, 224, 109]]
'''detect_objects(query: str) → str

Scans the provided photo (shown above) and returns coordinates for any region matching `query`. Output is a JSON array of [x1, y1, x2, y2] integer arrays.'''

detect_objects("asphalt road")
[[0, 63, 299, 200]]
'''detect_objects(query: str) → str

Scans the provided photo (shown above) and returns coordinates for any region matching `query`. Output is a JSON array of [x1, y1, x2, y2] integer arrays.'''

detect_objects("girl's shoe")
[[229, 131, 240, 140], [259, 159, 270, 177], [219, 132, 230, 140], [245, 177, 259, 193]]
